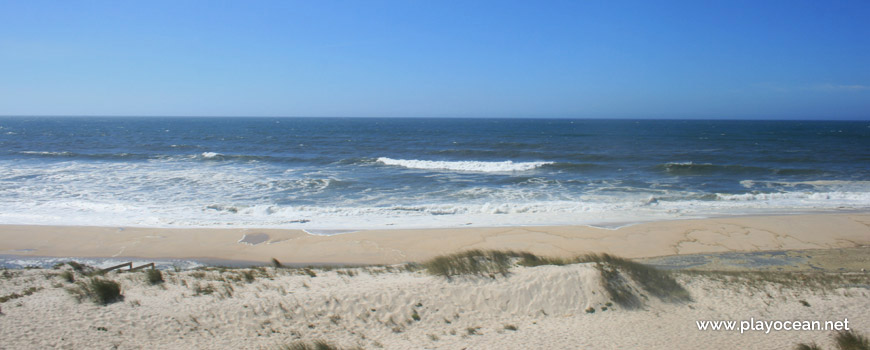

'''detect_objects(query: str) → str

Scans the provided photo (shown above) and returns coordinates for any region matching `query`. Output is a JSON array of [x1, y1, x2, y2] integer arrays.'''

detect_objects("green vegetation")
[[145, 268, 164, 285], [795, 331, 869, 350], [836, 330, 870, 350], [516, 252, 571, 267], [423, 249, 516, 277], [52, 261, 87, 272], [89, 278, 123, 305], [60, 270, 75, 283], [0, 287, 43, 303], [278, 340, 362, 350], [242, 270, 256, 283], [422, 250, 689, 309], [67, 278, 123, 305], [579, 253, 691, 306], [193, 283, 215, 296]]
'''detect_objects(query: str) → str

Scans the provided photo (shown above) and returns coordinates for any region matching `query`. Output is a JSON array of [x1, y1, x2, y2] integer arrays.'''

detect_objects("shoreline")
[[2, 212, 869, 265]]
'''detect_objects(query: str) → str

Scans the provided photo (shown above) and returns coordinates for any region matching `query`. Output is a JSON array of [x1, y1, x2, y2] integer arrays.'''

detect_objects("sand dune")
[[1, 258, 868, 349]]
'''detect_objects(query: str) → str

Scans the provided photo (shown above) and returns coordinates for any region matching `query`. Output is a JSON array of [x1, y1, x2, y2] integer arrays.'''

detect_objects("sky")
[[0, 0, 868, 119]]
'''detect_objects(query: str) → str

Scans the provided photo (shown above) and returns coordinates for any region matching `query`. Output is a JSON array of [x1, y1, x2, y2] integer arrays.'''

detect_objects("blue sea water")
[[1, 117, 868, 231]]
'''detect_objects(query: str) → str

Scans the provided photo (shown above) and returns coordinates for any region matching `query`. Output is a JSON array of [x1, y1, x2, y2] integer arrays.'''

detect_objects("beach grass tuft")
[[423, 249, 516, 277], [0, 287, 42, 303], [242, 270, 256, 283], [793, 330, 869, 350], [835, 330, 870, 350], [145, 269, 164, 285], [67, 278, 123, 305], [60, 270, 75, 283], [516, 252, 571, 267], [89, 278, 123, 305], [579, 253, 691, 306], [194, 283, 215, 296], [303, 267, 317, 278], [278, 340, 361, 350]]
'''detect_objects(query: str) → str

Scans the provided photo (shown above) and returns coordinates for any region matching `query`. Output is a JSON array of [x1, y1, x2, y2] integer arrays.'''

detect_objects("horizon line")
[[0, 115, 867, 121]]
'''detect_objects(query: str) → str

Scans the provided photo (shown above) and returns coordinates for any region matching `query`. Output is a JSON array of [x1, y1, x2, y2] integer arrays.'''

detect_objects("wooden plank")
[[130, 263, 155, 271], [99, 262, 132, 274]]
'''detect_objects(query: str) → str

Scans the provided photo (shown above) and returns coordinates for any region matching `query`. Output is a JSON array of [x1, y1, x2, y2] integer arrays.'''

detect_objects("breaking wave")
[[376, 157, 553, 172]]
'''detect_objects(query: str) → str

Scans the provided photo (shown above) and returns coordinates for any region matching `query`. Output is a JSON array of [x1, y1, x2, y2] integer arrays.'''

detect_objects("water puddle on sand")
[[303, 229, 358, 235], [238, 233, 270, 245]]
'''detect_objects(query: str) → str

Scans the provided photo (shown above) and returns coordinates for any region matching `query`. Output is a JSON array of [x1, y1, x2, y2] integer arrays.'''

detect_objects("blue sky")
[[1, 1, 868, 119]]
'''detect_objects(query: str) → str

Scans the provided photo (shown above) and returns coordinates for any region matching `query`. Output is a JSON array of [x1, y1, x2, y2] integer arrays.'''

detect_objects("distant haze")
[[1, 1, 868, 119]]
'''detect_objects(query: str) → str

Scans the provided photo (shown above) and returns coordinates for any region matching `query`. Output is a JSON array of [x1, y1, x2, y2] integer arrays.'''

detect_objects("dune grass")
[[835, 330, 870, 350], [67, 277, 123, 305], [795, 331, 869, 350], [145, 269, 164, 285], [423, 250, 690, 309], [278, 340, 363, 350], [579, 253, 691, 305], [423, 249, 517, 277], [60, 270, 75, 283], [515, 252, 572, 267], [88, 278, 124, 305], [0, 287, 43, 303]]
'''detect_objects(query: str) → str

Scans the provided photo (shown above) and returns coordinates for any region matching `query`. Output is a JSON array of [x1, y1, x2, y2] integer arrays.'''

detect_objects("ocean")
[[1, 117, 868, 232]]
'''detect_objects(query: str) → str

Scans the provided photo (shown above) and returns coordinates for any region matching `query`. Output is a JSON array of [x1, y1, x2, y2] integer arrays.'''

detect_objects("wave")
[[657, 162, 824, 176], [20, 151, 75, 157], [376, 157, 554, 172], [16, 150, 318, 164], [18, 151, 152, 160], [715, 191, 870, 202], [657, 162, 767, 175], [1, 188, 868, 230]]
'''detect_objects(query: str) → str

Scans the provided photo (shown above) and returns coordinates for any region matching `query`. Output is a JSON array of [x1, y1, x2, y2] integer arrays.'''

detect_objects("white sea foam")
[[1, 158, 868, 233], [664, 161, 705, 166], [20, 151, 73, 156], [201, 152, 223, 159], [376, 157, 553, 172]]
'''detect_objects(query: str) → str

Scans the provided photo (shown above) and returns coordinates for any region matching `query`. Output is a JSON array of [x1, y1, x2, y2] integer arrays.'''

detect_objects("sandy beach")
[[2, 213, 869, 265], [4, 0, 870, 348], [0, 213, 869, 349]]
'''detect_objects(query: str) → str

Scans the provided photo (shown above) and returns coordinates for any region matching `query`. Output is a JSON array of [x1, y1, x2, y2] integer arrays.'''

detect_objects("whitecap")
[[376, 157, 553, 172]]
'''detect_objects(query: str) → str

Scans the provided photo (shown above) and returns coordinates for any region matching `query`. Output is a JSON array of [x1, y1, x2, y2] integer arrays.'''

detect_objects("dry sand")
[[1, 213, 869, 349], [1, 213, 869, 265]]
